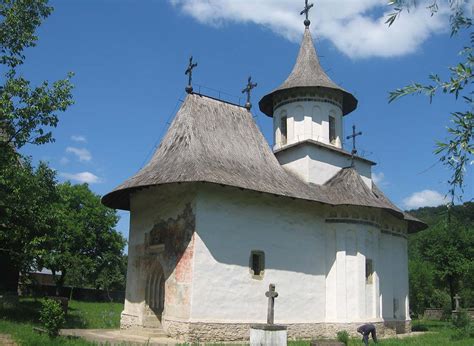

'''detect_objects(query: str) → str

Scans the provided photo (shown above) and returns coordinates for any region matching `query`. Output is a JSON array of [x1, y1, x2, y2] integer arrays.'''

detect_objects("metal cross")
[[265, 283, 278, 325], [346, 125, 362, 166], [185, 56, 198, 94], [300, 0, 314, 27], [241, 76, 257, 111]]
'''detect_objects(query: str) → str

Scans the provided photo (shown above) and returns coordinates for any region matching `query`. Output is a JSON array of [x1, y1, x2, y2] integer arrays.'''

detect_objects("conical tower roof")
[[259, 28, 357, 116]]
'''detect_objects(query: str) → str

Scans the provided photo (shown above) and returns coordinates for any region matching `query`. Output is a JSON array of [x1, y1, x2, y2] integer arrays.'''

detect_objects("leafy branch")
[[386, 0, 473, 203]]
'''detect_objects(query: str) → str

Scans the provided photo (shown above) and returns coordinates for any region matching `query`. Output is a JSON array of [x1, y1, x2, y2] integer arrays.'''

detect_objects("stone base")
[[250, 324, 287, 346], [120, 312, 140, 329], [162, 318, 411, 342]]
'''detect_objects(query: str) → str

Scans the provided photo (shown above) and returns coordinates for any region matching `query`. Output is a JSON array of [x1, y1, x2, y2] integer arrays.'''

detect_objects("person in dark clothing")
[[357, 324, 378, 345]]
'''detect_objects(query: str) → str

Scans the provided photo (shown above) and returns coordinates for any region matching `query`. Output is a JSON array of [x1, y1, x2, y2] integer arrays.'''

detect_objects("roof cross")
[[346, 124, 362, 166], [241, 76, 257, 111], [185, 56, 198, 94], [300, 0, 314, 27], [265, 283, 278, 325]]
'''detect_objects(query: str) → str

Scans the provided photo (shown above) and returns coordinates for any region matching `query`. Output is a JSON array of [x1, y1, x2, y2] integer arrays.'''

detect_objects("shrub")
[[336, 330, 349, 345], [451, 309, 472, 340], [452, 309, 471, 330], [39, 298, 65, 338]]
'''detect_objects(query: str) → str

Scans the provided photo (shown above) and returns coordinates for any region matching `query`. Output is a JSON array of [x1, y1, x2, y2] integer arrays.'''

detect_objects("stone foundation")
[[120, 312, 140, 329], [161, 318, 411, 342]]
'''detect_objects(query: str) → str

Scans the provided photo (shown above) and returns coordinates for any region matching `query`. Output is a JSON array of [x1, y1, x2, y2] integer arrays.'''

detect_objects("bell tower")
[[258, 7, 375, 187]]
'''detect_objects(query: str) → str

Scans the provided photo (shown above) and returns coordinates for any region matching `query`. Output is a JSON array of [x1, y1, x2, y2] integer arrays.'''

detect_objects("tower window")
[[280, 116, 287, 145], [366, 258, 374, 284], [329, 116, 336, 143], [249, 250, 265, 279]]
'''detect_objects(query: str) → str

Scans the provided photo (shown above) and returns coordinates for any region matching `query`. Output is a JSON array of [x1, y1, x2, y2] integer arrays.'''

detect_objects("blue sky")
[[19, 0, 473, 240]]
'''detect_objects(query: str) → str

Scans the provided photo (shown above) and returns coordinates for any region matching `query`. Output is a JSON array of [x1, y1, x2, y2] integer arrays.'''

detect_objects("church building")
[[102, 7, 426, 342]]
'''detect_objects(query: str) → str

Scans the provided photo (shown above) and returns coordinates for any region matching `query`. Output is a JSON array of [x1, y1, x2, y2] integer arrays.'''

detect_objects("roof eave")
[[258, 86, 357, 117]]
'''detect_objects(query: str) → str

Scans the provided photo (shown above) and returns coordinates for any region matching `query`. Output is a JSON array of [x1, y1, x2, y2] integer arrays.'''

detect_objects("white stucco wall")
[[123, 184, 197, 325], [191, 186, 328, 324], [187, 185, 407, 325], [276, 142, 373, 187], [273, 99, 343, 150], [378, 230, 409, 321], [121, 182, 410, 330]]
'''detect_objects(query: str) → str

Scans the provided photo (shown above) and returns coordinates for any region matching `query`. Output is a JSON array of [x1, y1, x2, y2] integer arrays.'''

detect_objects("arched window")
[[329, 115, 336, 143], [281, 116, 287, 145]]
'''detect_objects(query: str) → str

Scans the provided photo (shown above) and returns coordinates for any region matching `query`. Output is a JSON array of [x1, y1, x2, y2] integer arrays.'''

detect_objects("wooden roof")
[[259, 27, 358, 117], [102, 93, 425, 231]]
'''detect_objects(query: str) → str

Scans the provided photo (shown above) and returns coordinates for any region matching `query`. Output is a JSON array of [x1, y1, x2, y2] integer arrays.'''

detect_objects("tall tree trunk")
[[57, 270, 66, 297], [0, 252, 20, 295]]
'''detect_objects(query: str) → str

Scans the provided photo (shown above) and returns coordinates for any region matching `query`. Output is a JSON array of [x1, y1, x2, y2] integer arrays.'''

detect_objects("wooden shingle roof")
[[102, 93, 425, 231], [259, 27, 357, 116]]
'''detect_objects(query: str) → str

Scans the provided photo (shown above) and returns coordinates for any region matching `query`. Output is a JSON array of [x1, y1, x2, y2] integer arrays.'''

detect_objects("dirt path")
[[0, 333, 17, 346]]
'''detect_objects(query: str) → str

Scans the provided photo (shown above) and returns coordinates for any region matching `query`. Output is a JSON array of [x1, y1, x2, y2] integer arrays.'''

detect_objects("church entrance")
[[145, 260, 165, 323]]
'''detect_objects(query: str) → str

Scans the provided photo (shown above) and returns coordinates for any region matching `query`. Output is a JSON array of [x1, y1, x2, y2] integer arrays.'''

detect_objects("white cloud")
[[66, 147, 92, 162], [71, 135, 87, 143], [169, 0, 448, 58], [60, 172, 101, 184], [372, 172, 386, 185], [402, 189, 449, 209]]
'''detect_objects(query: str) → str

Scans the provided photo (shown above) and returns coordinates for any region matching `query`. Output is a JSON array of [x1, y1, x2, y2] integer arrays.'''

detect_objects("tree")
[[38, 183, 126, 296], [387, 0, 473, 203], [0, 159, 58, 292], [408, 207, 474, 311], [0, 0, 74, 293], [0, 0, 74, 161]]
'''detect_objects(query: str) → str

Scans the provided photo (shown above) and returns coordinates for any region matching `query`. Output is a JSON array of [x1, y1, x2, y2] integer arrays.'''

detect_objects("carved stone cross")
[[300, 0, 314, 27], [265, 283, 278, 325], [241, 76, 257, 111], [454, 294, 461, 311], [346, 124, 362, 166], [185, 56, 198, 94]]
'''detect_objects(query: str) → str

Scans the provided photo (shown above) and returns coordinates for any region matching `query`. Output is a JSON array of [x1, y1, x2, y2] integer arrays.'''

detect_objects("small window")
[[365, 258, 373, 284], [280, 116, 287, 145], [250, 250, 265, 279], [329, 116, 336, 143]]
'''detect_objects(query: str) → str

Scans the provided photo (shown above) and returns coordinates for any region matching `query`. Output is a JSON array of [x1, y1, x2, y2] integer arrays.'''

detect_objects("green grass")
[[65, 300, 122, 329], [1, 299, 474, 346], [285, 320, 474, 346], [0, 297, 123, 345]]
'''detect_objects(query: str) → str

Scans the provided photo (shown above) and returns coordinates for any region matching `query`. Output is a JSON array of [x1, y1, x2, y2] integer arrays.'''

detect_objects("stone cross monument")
[[249, 283, 287, 346], [266, 283, 278, 324]]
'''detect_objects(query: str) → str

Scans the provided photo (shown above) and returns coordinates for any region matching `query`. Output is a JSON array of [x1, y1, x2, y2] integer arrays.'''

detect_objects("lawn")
[[0, 297, 122, 345], [1, 299, 474, 345]]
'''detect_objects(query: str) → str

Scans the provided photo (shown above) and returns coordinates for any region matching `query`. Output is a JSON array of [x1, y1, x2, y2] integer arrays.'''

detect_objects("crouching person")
[[357, 324, 378, 345]]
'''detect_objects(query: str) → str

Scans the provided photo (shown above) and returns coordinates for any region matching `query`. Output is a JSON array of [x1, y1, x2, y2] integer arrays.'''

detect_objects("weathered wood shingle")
[[259, 27, 357, 116], [102, 93, 425, 231]]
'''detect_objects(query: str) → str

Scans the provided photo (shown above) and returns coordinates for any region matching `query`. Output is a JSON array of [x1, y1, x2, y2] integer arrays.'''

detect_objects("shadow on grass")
[[0, 298, 42, 324], [0, 298, 89, 329]]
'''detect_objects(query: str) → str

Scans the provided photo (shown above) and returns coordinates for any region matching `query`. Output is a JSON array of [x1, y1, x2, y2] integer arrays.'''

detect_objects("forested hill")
[[405, 201, 474, 316], [407, 202, 474, 227]]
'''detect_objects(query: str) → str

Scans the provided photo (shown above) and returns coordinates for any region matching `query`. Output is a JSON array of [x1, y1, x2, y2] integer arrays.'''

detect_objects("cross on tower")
[[300, 0, 314, 27], [184, 56, 198, 94], [265, 283, 278, 325], [346, 125, 362, 166], [241, 76, 257, 111]]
